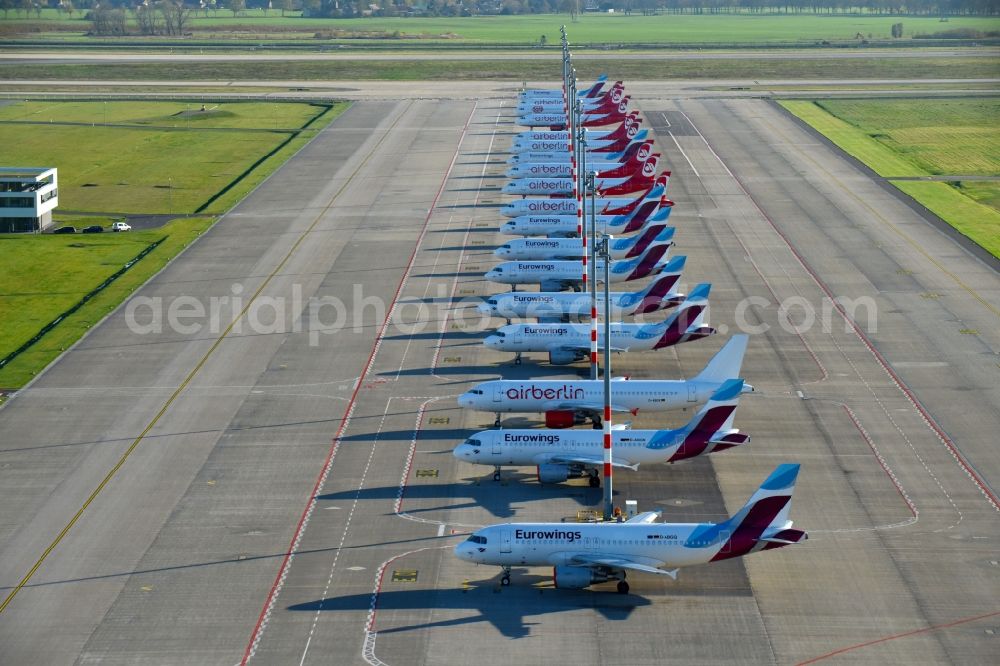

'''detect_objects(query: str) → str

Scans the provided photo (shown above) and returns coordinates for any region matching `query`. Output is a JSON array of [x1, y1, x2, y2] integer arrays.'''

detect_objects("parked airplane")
[[502, 155, 659, 197], [520, 74, 607, 100], [500, 199, 672, 238], [454, 378, 748, 483], [499, 175, 668, 218], [484, 283, 714, 365], [476, 259, 687, 322], [517, 97, 631, 129], [516, 82, 623, 113], [453, 463, 806, 593], [512, 129, 648, 155], [485, 243, 670, 291], [457, 335, 751, 427], [494, 225, 673, 261], [506, 140, 653, 172], [507, 151, 659, 181], [513, 113, 640, 145]]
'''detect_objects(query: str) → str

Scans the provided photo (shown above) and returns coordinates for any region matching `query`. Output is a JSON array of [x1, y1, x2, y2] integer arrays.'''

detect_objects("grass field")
[[0, 100, 347, 214], [4, 12, 999, 45], [0, 216, 215, 389], [0, 98, 349, 389], [781, 98, 1000, 258], [1, 56, 997, 82]]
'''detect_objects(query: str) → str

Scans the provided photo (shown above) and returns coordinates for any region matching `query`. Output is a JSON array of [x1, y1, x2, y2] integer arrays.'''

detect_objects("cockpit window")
[[496, 332, 505, 338], [500, 244, 510, 250], [465, 438, 481, 446], [487, 299, 497, 305], [470, 389, 484, 395], [466, 535, 488, 544]]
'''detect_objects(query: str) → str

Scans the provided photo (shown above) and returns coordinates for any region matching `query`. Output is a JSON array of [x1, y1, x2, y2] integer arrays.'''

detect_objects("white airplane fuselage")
[[455, 522, 720, 570], [477, 290, 681, 320], [484, 322, 664, 354], [457, 378, 748, 414]]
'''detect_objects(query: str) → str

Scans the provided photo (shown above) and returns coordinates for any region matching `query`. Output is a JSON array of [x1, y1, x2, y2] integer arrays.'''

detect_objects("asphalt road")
[[0, 86, 997, 665]]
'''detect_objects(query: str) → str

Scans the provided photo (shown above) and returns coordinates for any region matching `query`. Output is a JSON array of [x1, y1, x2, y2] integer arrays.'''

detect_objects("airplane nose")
[[453, 543, 472, 561], [477, 302, 493, 315], [457, 393, 473, 407], [500, 224, 516, 235], [484, 335, 500, 349]]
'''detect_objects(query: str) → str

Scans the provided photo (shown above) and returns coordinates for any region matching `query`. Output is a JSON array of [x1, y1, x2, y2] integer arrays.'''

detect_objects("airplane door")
[[687, 382, 698, 403], [492, 437, 501, 456], [501, 528, 512, 553], [493, 385, 503, 403]]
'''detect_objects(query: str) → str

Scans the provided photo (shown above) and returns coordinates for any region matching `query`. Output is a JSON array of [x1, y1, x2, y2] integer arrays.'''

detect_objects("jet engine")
[[536, 463, 570, 484], [548, 349, 582, 366], [544, 410, 576, 429], [552, 566, 611, 589], [540, 279, 572, 292]]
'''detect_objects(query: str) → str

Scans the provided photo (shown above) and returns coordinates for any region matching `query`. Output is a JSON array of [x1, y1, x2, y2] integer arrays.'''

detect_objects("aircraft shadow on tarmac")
[[449, 186, 502, 193], [379, 364, 580, 379], [412, 271, 486, 279], [287, 577, 649, 639], [318, 474, 605, 518], [429, 224, 497, 231]]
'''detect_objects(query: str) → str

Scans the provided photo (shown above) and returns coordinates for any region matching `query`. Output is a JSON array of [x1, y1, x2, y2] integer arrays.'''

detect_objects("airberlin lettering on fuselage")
[[526, 201, 577, 213], [504, 384, 585, 401], [515, 529, 583, 542]]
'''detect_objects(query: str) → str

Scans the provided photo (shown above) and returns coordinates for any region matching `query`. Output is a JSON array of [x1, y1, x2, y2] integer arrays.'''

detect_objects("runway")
[[0, 85, 997, 665], [1, 48, 996, 64]]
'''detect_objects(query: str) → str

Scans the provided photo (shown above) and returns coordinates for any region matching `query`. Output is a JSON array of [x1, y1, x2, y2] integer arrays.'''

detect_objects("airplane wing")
[[545, 453, 638, 470], [548, 343, 630, 354], [568, 553, 678, 579], [625, 510, 662, 524]]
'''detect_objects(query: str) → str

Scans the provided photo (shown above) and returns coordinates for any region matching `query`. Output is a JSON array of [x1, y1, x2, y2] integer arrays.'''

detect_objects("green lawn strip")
[[891, 181, 1000, 259], [0, 56, 996, 81], [5, 12, 999, 44], [0, 101, 342, 215], [0, 100, 320, 128], [197, 101, 348, 214], [779, 100, 926, 176], [0, 217, 215, 389], [813, 98, 1000, 177]]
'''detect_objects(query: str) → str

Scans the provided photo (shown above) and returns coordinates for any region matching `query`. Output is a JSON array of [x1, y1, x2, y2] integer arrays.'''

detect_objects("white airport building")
[[0, 167, 59, 233]]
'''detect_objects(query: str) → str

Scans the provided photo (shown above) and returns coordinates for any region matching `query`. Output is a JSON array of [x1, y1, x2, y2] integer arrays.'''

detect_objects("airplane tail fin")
[[664, 378, 746, 461], [709, 464, 806, 560], [582, 75, 608, 98], [652, 283, 714, 349], [620, 224, 667, 258], [693, 334, 750, 385], [627, 243, 670, 280]]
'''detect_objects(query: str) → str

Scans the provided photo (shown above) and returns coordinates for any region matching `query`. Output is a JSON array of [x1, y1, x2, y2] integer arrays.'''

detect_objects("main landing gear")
[[616, 572, 629, 595], [588, 470, 601, 488]]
